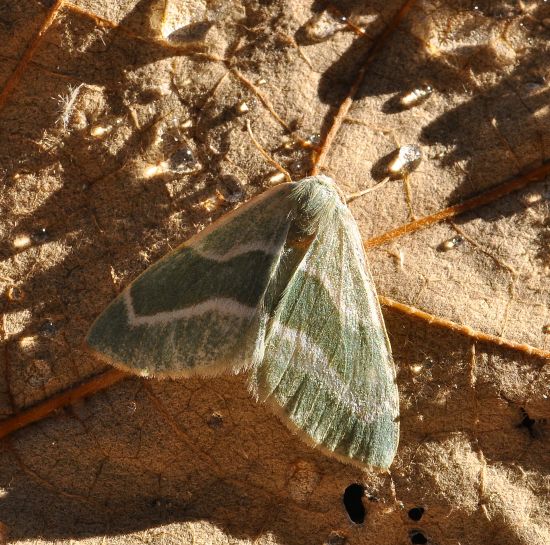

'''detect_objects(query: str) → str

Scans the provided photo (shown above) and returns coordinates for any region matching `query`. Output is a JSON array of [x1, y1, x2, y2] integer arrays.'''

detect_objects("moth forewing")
[[86, 182, 297, 377]]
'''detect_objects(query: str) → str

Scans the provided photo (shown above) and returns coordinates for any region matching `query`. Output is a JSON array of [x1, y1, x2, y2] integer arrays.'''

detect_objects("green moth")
[[87, 175, 399, 469]]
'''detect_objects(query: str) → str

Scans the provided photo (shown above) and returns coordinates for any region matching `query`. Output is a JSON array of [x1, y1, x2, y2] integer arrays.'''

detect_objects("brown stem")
[[0, 369, 127, 440], [365, 160, 550, 249]]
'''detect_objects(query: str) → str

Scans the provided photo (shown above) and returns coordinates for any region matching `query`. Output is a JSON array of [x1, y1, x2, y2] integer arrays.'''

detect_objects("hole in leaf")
[[408, 507, 425, 521], [410, 530, 428, 544], [343, 483, 365, 524]]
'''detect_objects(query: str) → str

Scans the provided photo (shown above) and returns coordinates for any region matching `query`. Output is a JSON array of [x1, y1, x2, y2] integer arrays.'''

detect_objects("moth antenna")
[[246, 120, 292, 183], [345, 177, 391, 203]]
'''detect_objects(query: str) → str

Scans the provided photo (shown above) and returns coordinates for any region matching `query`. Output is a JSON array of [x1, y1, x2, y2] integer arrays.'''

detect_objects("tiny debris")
[[386, 247, 405, 269], [56, 83, 84, 130], [143, 163, 166, 178], [90, 124, 113, 138], [125, 401, 138, 415], [521, 191, 543, 206], [12, 235, 32, 250], [387, 145, 422, 178], [399, 85, 433, 109], [166, 146, 201, 175], [325, 532, 347, 545], [302, 9, 349, 42], [438, 235, 464, 252], [197, 192, 225, 213], [303, 133, 321, 148], [235, 101, 250, 114], [19, 335, 38, 352], [396, 248, 405, 268], [5, 285, 25, 303], [266, 171, 287, 185], [169, 146, 196, 173], [164, 19, 213, 44], [542, 324, 550, 334]]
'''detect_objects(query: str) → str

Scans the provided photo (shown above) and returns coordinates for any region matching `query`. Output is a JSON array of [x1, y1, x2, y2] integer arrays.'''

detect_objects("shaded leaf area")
[[324, 0, 550, 348], [0, 0, 51, 89], [0, 0, 549, 544], [0, 319, 548, 543]]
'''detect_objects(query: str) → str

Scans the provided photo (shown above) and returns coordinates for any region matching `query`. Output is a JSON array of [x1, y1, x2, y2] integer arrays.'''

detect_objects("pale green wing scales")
[[86, 183, 296, 377], [87, 175, 399, 469], [250, 177, 399, 469]]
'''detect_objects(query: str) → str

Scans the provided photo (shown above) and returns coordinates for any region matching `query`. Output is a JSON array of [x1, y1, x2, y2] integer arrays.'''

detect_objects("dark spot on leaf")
[[38, 319, 57, 337], [169, 147, 195, 172], [219, 175, 245, 203], [517, 407, 547, 439], [207, 412, 224, 429], [31, 227, 50, 244]]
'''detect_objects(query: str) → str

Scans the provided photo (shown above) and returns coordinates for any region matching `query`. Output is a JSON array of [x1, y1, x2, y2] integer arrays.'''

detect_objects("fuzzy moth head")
[[290, 175, 343, 235]]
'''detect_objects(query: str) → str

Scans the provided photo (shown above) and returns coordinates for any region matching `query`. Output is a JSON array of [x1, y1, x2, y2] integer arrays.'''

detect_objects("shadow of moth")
[[86, 175, 399, 469]]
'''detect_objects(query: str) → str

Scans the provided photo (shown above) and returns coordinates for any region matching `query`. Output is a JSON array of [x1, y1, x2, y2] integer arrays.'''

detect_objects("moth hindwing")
[[86, 175, 399, 469]]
